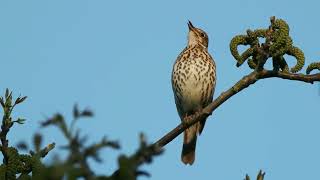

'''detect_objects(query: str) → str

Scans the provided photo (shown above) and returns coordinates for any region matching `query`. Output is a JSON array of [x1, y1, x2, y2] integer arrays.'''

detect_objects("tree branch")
[[153, 70, 320, 148]]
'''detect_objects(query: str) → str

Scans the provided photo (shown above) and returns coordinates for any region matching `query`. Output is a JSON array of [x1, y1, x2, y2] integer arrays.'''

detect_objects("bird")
[[171, 21, 216, 165]]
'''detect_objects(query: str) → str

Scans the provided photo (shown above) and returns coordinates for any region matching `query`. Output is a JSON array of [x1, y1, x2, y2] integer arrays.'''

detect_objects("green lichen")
[[306, 62, 320, 74], [252, 29, 268, 38], [287, 46, 305, 73], [248, 58, 257, 69], [269, 18, 291, 57], [229, 16, 306, 73], [230, 35, 251, 66]]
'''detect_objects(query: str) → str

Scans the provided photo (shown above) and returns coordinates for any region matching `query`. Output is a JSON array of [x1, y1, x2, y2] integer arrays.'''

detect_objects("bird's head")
[[187, 21, 209, 48]]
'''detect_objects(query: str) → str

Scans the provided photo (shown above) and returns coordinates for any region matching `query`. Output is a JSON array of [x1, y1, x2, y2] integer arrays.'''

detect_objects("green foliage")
[[5, 16, 317, 179], [245, 170, 265, 180], [229, 16, 315, 73], [0, 89, 162, 180], [0, 89, 54, 180]]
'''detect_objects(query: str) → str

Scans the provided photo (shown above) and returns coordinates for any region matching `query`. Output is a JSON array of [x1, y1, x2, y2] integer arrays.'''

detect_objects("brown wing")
[[172, 47, 189, 121], [198, 51, 216, 135]]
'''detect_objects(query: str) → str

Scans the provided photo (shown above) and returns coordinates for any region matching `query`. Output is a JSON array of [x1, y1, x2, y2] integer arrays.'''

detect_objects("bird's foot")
[[195, 109, 202, 116], [182, 115, 193, 127]]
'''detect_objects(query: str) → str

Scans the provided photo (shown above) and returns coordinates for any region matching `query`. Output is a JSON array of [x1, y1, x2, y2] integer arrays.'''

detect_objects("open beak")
[[188, 20, 195, 31]]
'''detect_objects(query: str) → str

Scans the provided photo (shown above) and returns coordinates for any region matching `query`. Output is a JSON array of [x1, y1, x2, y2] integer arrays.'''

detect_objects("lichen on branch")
[[306, 62, 320, 74], [154, 16, 320, 162], [229, 16, 308, 73]]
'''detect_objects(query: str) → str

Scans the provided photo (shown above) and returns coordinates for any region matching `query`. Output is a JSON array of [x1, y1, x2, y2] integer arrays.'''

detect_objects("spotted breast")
[[171, 21, 216, 165]]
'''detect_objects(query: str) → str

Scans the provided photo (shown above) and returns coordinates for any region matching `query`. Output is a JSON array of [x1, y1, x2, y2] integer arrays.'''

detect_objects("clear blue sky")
[[1, 0, 320, 179]]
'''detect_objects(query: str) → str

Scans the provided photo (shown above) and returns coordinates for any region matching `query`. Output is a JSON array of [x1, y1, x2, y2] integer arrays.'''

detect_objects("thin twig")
[[153, 70, 320, 148]]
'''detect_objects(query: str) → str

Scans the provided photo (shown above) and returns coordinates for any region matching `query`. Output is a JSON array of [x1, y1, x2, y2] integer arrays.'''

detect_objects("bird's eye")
[[200, 33, 205, 37]]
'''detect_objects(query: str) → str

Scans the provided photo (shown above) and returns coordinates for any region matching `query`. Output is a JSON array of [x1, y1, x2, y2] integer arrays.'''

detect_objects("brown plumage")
[[171, 21, 216, 165]]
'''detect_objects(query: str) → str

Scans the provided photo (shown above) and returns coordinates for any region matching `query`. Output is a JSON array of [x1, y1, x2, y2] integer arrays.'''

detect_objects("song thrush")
[[171, 21, 216, 165]]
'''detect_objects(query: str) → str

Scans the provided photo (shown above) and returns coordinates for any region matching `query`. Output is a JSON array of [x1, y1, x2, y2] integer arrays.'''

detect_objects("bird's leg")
[[182, 114, 193, 127], [182, 108, 210, 128], [195, 109, 202, 116]]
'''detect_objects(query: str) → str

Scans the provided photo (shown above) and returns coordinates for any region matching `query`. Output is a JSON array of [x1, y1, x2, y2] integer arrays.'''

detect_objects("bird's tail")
[[181, 124, 198, 165]]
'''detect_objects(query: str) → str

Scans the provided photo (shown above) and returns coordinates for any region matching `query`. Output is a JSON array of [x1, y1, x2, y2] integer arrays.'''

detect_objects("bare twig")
[[153, 70, 320, 148]]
